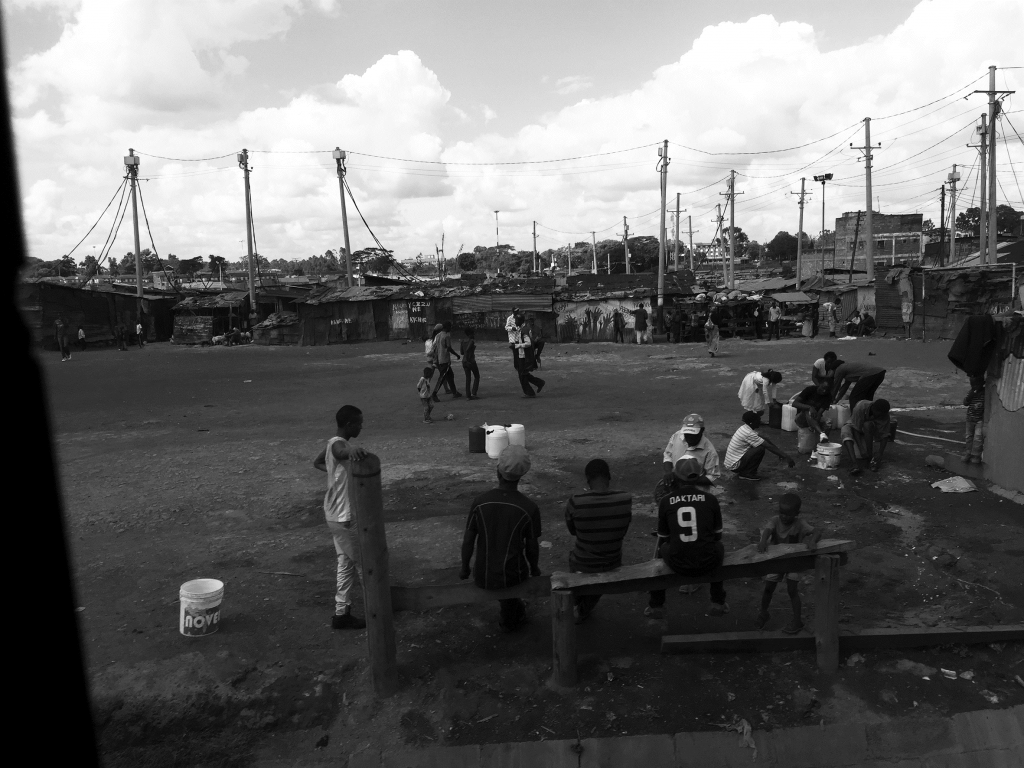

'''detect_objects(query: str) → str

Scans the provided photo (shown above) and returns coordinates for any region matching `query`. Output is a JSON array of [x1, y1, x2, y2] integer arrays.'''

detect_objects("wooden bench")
[[549, 539, 855, 687], [390, 576, 550, 613]]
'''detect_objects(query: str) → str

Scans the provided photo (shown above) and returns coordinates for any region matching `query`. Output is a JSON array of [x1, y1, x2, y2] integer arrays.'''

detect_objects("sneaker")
[[961, 452, 973, 464], [467, 395, 477, 400], [781, 621, 805, 635], [707, 602, 730, 616], [754, 610, 770, 629], [331, 609, 366, 630], [678, 584, 701, 594], [643, 605, 664, 620], [432, 394, 441, 403], [535, 381, 545, 394], [423, 418, 433, 424], [452, 392, 463, 398], [736, 473, 762, 481]]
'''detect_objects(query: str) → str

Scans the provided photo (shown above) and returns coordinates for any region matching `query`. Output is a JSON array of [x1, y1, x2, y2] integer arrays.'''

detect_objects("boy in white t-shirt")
[[417, 367, 435, 423], [313, 405, 368, 629]]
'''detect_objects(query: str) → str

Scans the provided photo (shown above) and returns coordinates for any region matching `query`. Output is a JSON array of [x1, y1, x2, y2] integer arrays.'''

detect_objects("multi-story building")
[[831, 211, 924, 272]]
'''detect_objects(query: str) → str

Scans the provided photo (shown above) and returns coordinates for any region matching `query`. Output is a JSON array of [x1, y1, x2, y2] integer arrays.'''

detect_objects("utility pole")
[[715, 204, 724, 285], [657, 140, 670, 330], [673, 193, 682, 271], [792, 178, 809, 289], [970, 115, 988, 263], [622, 216, 630, 274], [720, 171, 743, 288], [688, 215, 695, 272], [813, 173, 833, 279], [532, 221, 538, 274], [567, 243, 572, 277], [592, 231, 598, 274], [939, 184, 946, 265], [237, 149, 256, 308], [333, 148, 353, 287], [848, 212, 862, 284], [124, 149, 142, 306], [970, 66, 1013, 263], [852, 119, 880, 281], [494, 211, 500, 250], [948, 164, 960, 264]]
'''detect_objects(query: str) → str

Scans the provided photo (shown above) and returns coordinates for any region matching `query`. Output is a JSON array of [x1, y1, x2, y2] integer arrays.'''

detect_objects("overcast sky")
[[4, 0, 1022, 264]]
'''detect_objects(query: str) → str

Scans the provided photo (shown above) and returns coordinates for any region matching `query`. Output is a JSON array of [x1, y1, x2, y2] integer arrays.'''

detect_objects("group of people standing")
[[53, 317, 143, 360]]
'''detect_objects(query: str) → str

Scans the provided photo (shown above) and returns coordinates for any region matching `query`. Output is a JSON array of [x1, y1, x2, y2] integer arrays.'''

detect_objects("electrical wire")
[[137, 182, 186, 297], [872, 72, 989, 120], [342, 178, 421, 281], [62, 177, 127, 260], [136, 151, 237, 162]]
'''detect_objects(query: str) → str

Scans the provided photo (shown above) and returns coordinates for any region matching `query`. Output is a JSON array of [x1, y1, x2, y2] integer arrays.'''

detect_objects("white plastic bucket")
[[815, 442, 842, 469], [179, 579, 224, 637], [485, 426, 509, 459], [506, 424, 526, 447], [835, 402, 851, 428], [781, 404, 798, 432]]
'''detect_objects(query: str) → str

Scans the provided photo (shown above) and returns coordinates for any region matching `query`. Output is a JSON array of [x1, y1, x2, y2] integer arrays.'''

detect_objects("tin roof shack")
[[19, 280, 176, 348], [172, 292, 250, 345], [831, 281, 876, 331], [252, 312, 300, 345], [920, 266, 1020, 339], [451, 277, 556, 342], [297, 285, 408, 346], [257, 285, 312, 318]]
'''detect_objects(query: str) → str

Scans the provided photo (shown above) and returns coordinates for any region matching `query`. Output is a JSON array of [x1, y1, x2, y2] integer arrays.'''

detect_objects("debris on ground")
[[930, 476, 977, 493]]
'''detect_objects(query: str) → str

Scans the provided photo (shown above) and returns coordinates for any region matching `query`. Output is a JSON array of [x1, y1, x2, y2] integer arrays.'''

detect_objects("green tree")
[[996, 204, 1022, 236], [955, 207, 982, 237], [723, 226, 750, 258], [82, 254, 101, 275], [456, 251, 477, 272], [765, 231, 798, 261], [179, 257, 204, 277]]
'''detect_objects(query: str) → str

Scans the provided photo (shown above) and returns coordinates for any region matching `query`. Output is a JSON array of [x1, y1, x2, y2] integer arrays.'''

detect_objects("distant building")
[[832, 211, 924, 272]]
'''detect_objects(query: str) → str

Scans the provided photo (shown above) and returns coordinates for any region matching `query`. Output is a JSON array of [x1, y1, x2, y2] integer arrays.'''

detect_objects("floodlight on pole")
[[813, 173, 833, 278]]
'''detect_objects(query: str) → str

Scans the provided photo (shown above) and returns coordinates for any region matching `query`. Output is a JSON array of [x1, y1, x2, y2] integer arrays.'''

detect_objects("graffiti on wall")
[[553, 299, 647, 341]]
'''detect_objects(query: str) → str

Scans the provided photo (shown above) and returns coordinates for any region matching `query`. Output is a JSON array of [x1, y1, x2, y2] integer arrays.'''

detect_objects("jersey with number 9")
[[657, 487, 723, 572]]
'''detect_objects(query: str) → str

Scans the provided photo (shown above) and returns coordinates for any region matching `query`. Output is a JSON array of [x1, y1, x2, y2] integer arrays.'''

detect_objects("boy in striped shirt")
[[564, 459, 633, 623]]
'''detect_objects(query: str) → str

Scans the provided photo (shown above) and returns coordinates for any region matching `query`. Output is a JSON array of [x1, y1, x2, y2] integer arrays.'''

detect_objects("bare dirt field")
[[45, 334, 1023, 767]]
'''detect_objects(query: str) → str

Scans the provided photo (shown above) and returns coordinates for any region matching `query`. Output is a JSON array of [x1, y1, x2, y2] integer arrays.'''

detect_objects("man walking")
[[430, 321, 462, 400], [611, 309, 625, 344], [460, 445, 542, 632], [514, 318, 546, 397], [767, 301, 782, 340], [632, 303, 649, 344], [54, 318, 71, 361]]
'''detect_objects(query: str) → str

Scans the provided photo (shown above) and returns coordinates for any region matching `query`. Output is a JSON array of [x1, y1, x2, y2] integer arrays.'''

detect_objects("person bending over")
[[832, 360, 886, 410], [738, 369, 782, 417], [841, 398, 891, 476]]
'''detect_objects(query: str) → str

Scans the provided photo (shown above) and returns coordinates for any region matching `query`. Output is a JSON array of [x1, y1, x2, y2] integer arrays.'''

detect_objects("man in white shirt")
[[767, 302, 783, 340], [661, 413, 720, 486], [811, 351, 838, 386], [738, 369, 782, 416]]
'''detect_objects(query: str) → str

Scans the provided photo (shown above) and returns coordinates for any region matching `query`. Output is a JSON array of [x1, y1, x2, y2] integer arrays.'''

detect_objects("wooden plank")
[[551, 591, 577, 688], [815, 554, 841, 673], [549, 539, 854, 592], [390, 576, 550, 613], [661, 625, 1024, 655]]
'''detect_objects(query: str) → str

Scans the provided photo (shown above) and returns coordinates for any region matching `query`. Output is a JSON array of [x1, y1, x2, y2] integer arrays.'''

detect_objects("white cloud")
[[9, 0, 1023, 265], [553, 76, 593, 96]]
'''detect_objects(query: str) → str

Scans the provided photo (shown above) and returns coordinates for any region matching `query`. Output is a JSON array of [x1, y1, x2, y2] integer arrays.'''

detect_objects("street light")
[[813, 173, 833, 276], [494, 211, 500, 250]]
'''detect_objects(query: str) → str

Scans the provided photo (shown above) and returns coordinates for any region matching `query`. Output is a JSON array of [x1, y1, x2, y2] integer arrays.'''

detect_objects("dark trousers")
[[649, 542, 726, 607], [571, 564, 609, 616], [58, 340, 69, 359], [463, 362, 479, 396], [732, 443, 766, 476], [137, 333, 144, 348], [431, 363, 459, 397], [755, 319, 763, 339], [767, 320, 780, 340], [613, 327, 624, 343], [513, 352, 544, 396], [498, 598, 526, 630], [849, 371, 885, 410]]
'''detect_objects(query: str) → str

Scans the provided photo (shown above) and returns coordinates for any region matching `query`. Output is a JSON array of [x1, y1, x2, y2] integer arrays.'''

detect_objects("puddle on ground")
[[878, 503, 925, 548]]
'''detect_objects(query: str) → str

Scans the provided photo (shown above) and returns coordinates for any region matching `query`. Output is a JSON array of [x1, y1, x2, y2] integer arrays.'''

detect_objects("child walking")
[[963, 376, 985, 464], [461, 327, 480, 399], [754, 493, 821, 634], [417, 367, 435, 423]]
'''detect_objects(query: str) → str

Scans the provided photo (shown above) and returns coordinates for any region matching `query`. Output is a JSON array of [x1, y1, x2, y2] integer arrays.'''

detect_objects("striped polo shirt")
[[564, 490, 633, 572], [724, 424, 765, 470]]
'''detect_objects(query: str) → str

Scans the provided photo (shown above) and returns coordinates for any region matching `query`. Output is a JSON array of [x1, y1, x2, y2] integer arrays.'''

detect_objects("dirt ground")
[[45, 333, 1023, 767]]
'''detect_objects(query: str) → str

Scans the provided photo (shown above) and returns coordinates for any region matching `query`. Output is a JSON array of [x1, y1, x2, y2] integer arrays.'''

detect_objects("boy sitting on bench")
[[645, 458, 727, 619]]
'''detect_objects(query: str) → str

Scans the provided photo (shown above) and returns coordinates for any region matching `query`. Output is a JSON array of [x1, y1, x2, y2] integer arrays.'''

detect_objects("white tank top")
[[323, 436, 351, 523]]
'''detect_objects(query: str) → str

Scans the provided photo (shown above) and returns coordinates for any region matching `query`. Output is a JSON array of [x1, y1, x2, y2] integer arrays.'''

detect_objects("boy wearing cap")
[[841, 398, 891, 475], [460, 445, 542, 631], [755, 493, 821, 633], [657, 414, 720, 505], [564, 459, 633, 623], [646, 458, 727, 619]]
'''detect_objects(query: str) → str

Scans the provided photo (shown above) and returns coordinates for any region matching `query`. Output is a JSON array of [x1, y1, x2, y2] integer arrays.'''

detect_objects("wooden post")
[[814, 554, 840, 673], [551, 590, 577, 687], [350, 453, 398, 697]]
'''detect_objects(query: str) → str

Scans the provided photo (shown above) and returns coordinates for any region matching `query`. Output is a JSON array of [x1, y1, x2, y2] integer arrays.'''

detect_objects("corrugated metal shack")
[[172, 291, 251, 344], [253, 312, 300, 345], [918, 265, 1020, 339], [18, 280, 177, 348]]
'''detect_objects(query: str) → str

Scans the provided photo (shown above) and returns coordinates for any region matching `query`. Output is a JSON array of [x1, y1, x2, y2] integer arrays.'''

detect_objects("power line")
[[61, 177, 127, 260], [136, 151, 237, 162], [872, 72, 989, 120]]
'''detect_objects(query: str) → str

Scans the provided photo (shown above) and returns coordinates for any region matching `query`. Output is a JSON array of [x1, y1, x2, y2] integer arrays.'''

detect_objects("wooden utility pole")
[[333, 148, 353, 287], [848, 211, 862, 283], [688, 215, 694, 272], [623, 216, 630, 274], [657, 141, 669, 330], [986, 66, 999, 264], [976, 115, 988, 264], [728, 171, 736, 289], [238, 149, 257, 308], [673, 193, 681, 271], [792, 178, 808, 289], [948, 164, 960, 264], [567, 243, 572, 277], [532, 221, 538, 273], [852, 120, 879, 282], [715, 204, 724, 285], [124, 149, 142, 305], [591, 231, 597, 274], [350, 454, 398, 697], [939, 185, 946, 266]]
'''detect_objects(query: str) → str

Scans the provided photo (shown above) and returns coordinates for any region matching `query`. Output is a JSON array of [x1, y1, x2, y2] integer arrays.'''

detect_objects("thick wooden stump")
[[551, 590, 577, 687], [351, 453, 398, 697], [814, 554, 840, 673]]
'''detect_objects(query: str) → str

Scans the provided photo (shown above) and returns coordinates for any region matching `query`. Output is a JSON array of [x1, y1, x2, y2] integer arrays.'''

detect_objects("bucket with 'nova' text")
[[179, 578, 224, 637]]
